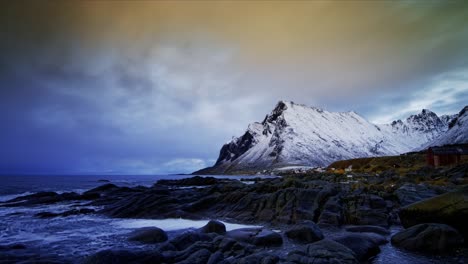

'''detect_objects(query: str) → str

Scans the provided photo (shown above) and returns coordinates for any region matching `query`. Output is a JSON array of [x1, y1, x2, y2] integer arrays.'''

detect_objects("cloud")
[[162, 158, 207, 174], [369, 69, 468, 123], [1, 1, 468, 174]]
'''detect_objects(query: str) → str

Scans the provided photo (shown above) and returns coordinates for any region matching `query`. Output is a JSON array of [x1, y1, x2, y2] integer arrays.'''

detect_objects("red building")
[[427, 144, 468, 167]]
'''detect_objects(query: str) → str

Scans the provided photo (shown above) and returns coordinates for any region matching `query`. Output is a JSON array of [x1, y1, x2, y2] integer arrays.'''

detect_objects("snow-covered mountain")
[[425, 106, 468, 147], [195, 101, 463, 174]]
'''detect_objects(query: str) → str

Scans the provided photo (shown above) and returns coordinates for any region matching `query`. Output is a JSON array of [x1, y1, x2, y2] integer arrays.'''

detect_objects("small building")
[[427, 144, 468, 167]]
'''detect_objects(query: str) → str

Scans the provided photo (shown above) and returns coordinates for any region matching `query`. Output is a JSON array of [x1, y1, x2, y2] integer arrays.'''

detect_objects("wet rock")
[[170, 231, 213, 251], [227, 228, 262, 243], [237, 252, 279, 264], [207, 251, 224, 264], [394, 183, 440, 206], [333, 233, 381, 261], [343, 194, 389, 227], [285, 221, 324, 244], [226, 228, 282, 247], [83, 249, 163, 264], [344, 225, 390, 236], [391, 223, 464, 253], [2, 191, 81, 206], [252, 229, 283, 247], [317, 195, 343, 226], [128, 227, 168, 244], [399, 186, 468, 239], [179, 248, 212, 264], [82, 184, 119, 197], [287, 239, 359, 264], [200, 220, 226, 235]]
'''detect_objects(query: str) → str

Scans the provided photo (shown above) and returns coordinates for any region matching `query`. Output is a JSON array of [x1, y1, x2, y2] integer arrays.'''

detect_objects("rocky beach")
[[1, 155, 467, 263]]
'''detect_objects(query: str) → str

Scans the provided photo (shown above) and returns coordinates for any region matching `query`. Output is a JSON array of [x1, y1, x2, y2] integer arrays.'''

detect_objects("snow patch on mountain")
[[425, 106, 468, 147], [196, 101, 462, 174]]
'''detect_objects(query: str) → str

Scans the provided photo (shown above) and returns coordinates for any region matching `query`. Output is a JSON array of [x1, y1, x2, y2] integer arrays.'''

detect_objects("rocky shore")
[[1, 164, 467, 263]]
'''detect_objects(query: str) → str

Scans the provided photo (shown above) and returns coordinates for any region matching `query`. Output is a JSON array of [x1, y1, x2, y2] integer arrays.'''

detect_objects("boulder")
[[178, 248, 212, 264], [200, 220, 226, 235], [285, 221, 324, 244], [333, 233, 381, 261], [237, 252, 279, 264], [83, 184, 118, 196], [227, 228, 262, 243], [399, 186, 468, 239], [394, 183, 440, 206], [207, 251, 224, 264], [317, 195, 343, 226], [391, 223, 464, 253], [170, 231, 212, 250], [253, 230, 283, 247], [343, 194, 389, 227], [287, 239, 359, 264], [128, 227, 168, 244]]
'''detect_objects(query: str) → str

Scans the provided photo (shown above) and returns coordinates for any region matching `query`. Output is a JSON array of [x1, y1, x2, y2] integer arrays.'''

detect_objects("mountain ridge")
[[195, 101, 465, 174]]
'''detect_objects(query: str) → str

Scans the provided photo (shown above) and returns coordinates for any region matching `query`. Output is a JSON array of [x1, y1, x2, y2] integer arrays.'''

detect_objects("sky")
[[1, 1, 468, 174]]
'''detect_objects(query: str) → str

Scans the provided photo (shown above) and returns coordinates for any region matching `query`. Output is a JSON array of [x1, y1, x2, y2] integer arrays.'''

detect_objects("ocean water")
[[0, 174, 264, 262]]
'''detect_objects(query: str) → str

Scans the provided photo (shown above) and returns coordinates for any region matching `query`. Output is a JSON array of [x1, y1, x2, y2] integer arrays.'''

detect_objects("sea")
[[0, 174, 464, 263]]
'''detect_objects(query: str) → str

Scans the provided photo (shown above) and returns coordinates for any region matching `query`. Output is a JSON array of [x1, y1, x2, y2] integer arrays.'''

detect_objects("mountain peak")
[[196, 102, 465, 175]]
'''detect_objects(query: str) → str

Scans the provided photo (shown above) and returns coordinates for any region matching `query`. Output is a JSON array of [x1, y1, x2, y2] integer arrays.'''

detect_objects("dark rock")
[[343, 194, 389, 227], [2, 191, 81, 206], [179, 248, 212, 264], [399, 186, 468, 239], [317, 195, 343, 226], [170, 231, 213, 251], [200, 220, 226, 235], [287, 239, 359, 264], [227, 228, 262, 243], [333, 233, 381, 261], [207, 251, 224, 264], [285, 221, 324, 244], [82, 184, 119, 196], [394, 183, 440, 206], [98, 179, 110, 183], [391, 223, 464, 253], [237, 252, 279, 264], [252, 230, 283, 247], [226, 228, 282, 247], [344, 225, 390, 236], [83, 249, 163, 264], [128, 227, 168, 244]]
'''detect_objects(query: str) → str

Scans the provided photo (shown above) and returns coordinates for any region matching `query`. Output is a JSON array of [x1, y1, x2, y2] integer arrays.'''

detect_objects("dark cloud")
[[1, 1, 467, 174]]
